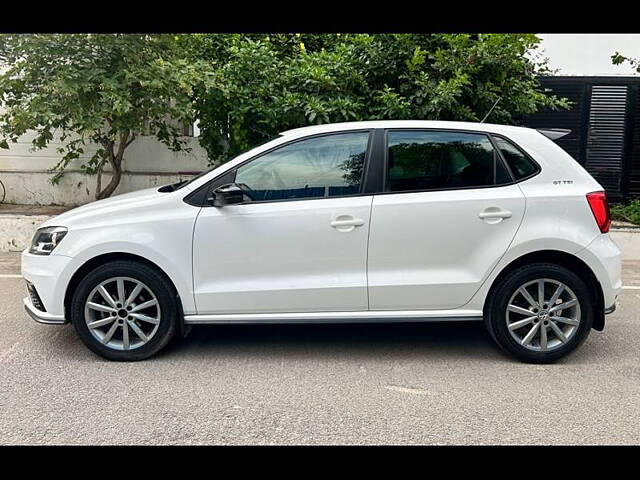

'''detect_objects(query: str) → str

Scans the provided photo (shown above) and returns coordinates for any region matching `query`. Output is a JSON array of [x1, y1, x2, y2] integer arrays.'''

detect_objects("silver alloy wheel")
[[84, 276, 161, 351], [505, 278, 581, 352]]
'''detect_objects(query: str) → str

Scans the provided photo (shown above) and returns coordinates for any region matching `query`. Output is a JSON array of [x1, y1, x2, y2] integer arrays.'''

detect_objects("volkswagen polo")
[[22, 121, 622, 362]]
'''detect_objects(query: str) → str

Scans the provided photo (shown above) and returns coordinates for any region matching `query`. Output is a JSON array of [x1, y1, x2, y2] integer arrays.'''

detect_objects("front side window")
[[386, 131, 500, 192], [493, 136, 539, 180], [234, 132, 370, 202]]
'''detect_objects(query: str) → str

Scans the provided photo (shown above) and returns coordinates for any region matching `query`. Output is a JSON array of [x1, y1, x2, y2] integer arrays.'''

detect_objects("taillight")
[[586, 191, 611, 233]]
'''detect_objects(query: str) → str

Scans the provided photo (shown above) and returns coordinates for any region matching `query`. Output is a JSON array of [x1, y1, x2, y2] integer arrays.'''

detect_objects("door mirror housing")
[[210, 183, 245, 207]]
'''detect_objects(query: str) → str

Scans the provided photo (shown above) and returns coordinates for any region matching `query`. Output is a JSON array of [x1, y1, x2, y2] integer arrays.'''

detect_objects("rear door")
[[367, 129, 526, 310]]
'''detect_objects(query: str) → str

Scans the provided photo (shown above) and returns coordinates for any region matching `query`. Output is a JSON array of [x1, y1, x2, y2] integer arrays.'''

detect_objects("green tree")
[[193, 33, 569, 164], [612, 51, 640, 73], [0, 34, 568, 201], [0, 34, 214, 199]]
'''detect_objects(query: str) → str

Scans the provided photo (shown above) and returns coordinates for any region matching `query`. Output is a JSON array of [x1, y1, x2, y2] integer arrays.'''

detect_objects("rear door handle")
[[479, 208, 512, 224], [478, 210, 512, 219]]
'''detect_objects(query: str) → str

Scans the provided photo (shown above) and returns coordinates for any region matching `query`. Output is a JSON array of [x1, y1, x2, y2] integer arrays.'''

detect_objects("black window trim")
[[185, 129, 376, 207], [487, 134, 514, 184], [378, 127, 541, 196]]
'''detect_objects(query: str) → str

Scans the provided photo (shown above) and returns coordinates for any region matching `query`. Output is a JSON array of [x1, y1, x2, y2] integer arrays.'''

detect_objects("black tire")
[[70, 260, 180, 361], [485, 263, 594, 364]]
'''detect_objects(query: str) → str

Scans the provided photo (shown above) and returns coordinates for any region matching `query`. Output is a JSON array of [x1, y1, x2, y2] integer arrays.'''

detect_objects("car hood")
[[42, 187, 164, 229]]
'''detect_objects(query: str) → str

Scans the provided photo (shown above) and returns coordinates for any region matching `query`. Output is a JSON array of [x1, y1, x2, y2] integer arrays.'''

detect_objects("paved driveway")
[[1, 252, 639, 445]]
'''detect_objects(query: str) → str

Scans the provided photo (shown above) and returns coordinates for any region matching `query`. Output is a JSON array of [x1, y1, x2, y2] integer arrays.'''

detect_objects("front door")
[[192, 131, 373, 314]]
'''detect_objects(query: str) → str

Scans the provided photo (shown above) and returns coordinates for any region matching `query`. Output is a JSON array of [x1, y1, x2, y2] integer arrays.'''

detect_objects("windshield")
[[166, 169, 212, 191], [159, 134, 283, 193]]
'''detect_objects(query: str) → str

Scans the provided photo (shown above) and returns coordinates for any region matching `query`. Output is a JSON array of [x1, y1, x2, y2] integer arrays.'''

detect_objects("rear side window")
[[493, 136, 538, 180], [386, 130, 501, 192]]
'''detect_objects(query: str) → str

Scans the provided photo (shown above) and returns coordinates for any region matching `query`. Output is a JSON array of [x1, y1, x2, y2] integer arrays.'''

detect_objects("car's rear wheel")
[[70, 260, 179, 361], [485, 263, 594, 363]]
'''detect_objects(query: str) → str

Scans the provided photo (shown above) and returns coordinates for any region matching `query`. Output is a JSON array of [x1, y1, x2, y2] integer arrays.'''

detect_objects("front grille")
[[26, 282, 46, 312]]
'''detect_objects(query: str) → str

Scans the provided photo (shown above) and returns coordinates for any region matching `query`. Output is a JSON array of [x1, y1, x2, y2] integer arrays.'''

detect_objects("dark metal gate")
[[585, 85, 628, 196], [522, 76, 640, 202]]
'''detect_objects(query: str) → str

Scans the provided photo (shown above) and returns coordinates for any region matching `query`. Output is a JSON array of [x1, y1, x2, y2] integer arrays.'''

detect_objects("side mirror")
[[210, 183, 245, 207]]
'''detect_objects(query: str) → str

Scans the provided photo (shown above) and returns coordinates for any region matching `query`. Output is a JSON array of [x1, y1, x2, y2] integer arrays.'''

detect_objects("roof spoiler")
[[537, 128, 571, 140]]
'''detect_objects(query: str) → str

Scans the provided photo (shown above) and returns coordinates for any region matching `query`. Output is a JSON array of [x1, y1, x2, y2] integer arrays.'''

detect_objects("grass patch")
[[611, 200, 640, 225]]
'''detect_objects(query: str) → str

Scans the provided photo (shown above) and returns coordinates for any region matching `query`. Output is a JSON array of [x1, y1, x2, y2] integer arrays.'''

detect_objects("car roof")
[[279, 120, 532, 138]]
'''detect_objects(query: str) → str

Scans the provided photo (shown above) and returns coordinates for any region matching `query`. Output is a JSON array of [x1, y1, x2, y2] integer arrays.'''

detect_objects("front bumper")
[[21, 250, 82, 323], [23, 296, 66, 325]]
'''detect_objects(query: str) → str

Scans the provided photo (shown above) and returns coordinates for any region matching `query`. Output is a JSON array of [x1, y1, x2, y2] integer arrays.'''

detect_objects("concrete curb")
[[609, 230, 640, 260], [0, 214, 52, 252]]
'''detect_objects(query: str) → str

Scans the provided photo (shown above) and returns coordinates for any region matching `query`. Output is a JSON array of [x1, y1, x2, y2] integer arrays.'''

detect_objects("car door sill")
[[183, 309, 483, 324]]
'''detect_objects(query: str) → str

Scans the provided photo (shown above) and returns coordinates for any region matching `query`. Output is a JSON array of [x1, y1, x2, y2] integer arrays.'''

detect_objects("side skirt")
[[183, 309, 484, 325]]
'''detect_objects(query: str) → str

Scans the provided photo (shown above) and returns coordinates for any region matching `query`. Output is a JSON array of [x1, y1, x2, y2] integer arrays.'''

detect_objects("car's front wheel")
[[70, 260, 179, 361], [485, 263, 594, 363]]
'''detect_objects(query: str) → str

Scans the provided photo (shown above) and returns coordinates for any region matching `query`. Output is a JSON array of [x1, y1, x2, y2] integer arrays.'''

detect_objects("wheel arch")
[[63, 252, 186, 333], [484, 249, 605, 331]]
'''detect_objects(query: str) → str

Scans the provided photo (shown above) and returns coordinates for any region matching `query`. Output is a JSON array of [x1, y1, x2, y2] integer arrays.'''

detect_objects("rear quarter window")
[[493, 136, 539, 180]]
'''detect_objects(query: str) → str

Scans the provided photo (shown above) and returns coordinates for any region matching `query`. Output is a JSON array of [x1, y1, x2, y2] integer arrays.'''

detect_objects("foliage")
[[192, 33, 569, 165], [0, 34, 568, 200], [0, 34, 214, 199], [612, 52, 640, 73], [611, 200, 640, 225]]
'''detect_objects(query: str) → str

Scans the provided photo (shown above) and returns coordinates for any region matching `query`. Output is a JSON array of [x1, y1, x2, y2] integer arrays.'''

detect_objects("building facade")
[[0, 131, 210, 206]]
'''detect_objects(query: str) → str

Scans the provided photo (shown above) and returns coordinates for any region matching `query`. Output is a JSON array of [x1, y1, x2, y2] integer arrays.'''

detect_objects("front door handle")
[[331, 218, 365, 227], [330, 215, 365, 232]]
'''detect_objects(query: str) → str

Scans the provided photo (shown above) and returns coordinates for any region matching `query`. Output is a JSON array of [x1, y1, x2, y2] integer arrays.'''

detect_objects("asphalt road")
[[1, 253, 639, 445]]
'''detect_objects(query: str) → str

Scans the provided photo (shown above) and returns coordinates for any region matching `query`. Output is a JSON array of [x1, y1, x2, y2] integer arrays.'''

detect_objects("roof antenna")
[[480, 96, 501, 123]]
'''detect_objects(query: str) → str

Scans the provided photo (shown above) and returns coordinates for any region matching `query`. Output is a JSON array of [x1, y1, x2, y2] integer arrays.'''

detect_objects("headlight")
[[29, 226, 68, 255]]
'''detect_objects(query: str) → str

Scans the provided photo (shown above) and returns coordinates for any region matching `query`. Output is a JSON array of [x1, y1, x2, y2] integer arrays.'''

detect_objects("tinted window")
[[494, 136, 538, 180], [386, 131, 497, 192], [234, 132, 369, 202], [495, 153, 513, 185]]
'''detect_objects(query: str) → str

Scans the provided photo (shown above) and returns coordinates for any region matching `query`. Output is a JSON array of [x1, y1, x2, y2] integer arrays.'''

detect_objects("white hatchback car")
[[22, 121, 622, 363]]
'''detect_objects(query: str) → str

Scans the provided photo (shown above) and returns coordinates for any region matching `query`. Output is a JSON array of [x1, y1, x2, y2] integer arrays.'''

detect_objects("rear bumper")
[[576, 233, 622, 313], [23, 296, 66, 325]]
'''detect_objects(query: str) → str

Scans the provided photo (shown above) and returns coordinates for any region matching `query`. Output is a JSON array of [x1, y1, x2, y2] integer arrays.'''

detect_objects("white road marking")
[[0, 274, 22, 278], [385, 385, 430, 395], [622, 285, 640, 290]]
